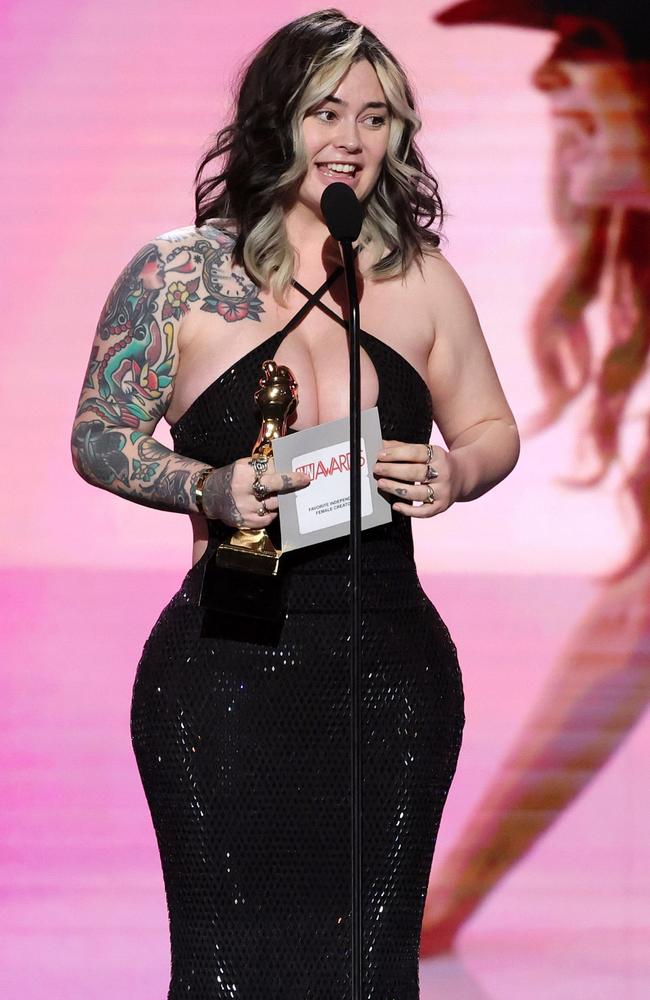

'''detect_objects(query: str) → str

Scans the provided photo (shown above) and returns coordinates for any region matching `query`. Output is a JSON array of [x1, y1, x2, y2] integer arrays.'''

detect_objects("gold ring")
[[424, 483, 436, 504]]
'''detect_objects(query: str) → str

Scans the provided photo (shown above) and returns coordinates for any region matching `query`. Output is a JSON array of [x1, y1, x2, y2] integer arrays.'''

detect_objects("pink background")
[[2, 2, 648, 998], [1, 0, 634, 574]]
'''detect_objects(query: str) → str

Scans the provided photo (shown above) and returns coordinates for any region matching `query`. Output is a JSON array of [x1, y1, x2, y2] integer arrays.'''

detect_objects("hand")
[[201, 455, 310, 528], [373, 439, 457, 518]]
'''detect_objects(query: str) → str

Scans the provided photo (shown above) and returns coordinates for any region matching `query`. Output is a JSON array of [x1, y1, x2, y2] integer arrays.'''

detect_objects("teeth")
[[322, 163, 357, 174]]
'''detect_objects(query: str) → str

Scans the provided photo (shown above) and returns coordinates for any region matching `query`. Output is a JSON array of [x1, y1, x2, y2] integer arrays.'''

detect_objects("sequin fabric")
[[130, 267, 465, 999]]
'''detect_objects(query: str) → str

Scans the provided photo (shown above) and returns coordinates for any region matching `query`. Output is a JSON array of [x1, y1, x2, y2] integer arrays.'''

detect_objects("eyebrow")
[[321, 95, 389, 111]]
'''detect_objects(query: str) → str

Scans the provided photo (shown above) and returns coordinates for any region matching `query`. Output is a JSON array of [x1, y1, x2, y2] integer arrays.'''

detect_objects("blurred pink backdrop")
[[1, 0, 635, 574], [2, 3, 648, 998]]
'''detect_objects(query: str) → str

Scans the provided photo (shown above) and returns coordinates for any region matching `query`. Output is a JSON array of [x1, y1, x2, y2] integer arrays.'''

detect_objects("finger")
[[375, 462, 433, 482], [377, 439, 404, 458], [379, 479, 440, 503], [240, 500, 278, 528], [269, 471, 311, 494], [378, 440, 425, 458], [247, 453, 275, 472], [247, 453, 280, 483], [250, 514, 278, 527], [376, 479, 416, 500], [242, 509, 278, 528], [393, 501, 439, 518], [378, 442, 436, 464]]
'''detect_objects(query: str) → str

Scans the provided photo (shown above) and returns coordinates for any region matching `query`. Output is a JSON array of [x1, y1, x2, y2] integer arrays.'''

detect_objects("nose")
[[334, 116, 362, 152], [531, 57, 571, 93]]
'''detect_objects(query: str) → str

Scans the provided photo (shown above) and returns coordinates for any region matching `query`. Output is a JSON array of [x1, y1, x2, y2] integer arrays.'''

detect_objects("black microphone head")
[[320, 182, 363, 242]]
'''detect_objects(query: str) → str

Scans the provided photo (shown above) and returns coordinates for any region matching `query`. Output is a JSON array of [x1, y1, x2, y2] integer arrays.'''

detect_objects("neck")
[[283, 200, 343, 274]]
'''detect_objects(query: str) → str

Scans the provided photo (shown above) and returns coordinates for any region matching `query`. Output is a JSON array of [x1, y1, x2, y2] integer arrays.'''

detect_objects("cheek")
[[594, 113, 643, 172], [301, 121, 326, 160], [369, 143, 389, 181], [373, 142, 389, 166], [568, 138, 641, 204]]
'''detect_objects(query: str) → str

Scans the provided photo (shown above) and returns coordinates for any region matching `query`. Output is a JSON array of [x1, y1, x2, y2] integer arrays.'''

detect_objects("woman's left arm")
[[373, 253, 520, 517]]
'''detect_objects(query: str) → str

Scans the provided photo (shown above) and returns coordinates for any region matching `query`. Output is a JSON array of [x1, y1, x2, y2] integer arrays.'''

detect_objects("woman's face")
[[532, 35, 650, 210], [295, 57, 391, 217]]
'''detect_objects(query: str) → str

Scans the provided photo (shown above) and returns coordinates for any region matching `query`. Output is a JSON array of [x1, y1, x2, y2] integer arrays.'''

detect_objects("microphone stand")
[[321, 182, 364, 1000], [339, 237, 363, 1000]]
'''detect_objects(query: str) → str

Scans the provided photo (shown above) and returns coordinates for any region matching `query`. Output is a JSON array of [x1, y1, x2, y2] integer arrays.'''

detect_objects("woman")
[[424, 2, 650, 954], [71, 9, 518, 997]]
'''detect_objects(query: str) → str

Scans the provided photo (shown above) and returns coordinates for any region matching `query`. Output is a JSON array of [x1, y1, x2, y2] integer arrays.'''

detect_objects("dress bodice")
[[170, 263, 434, 582]]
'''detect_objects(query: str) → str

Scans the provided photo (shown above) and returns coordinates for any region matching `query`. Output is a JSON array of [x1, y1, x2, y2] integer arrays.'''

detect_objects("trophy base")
[[199, 546, 284, 622], [213, 540, 281, 576]]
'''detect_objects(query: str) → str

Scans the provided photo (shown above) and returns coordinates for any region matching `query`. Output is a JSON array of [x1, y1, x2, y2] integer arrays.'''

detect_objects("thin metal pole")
[[341, 239, 362, 1000]]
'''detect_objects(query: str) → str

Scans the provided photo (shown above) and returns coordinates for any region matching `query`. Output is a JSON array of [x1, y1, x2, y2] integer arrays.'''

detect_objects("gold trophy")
[[199, 359, 299, 621]]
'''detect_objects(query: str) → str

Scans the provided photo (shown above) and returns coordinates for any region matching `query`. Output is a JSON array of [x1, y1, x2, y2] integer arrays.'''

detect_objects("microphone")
[[320, 176, 365, 1000], [320, 182, 363, 243]]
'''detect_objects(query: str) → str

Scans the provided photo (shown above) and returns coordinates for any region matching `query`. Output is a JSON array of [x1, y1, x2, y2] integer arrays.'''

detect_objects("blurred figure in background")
[[423, 0, 650, 953]]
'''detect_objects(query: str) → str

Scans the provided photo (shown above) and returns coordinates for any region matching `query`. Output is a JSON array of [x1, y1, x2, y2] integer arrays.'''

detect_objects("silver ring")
[[252, 477, 270, 502], [424, 483, 436, 504], [425, 443, 433, 463], [425, 463, 438, 482], [249, 454, 269, 477], [258, 501, 269, 517]]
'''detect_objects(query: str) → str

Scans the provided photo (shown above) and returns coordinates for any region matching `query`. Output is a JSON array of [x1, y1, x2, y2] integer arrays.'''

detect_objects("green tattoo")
[[72, 227, 266, 514]]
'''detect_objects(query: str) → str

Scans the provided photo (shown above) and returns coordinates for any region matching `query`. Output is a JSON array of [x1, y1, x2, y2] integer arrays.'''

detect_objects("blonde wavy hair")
[[194, 9, 444, 303]]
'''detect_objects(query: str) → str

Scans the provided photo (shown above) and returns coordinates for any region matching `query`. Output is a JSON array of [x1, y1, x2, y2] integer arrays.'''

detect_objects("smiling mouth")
[[316, 162, 361, 179], [552, 109, 597, 137]]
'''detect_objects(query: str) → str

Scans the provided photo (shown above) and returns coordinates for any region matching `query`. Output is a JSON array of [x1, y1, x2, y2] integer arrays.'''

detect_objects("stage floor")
[[2, 567, 649, 999]]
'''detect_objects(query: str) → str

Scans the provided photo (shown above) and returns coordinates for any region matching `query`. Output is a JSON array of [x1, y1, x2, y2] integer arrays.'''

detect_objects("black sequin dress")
[[130, 265, 465, 999]]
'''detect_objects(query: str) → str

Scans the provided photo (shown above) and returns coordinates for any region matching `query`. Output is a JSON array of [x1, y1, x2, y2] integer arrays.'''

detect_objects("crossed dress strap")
[[290, 278, 349, 330], [283, 244, 362, 333], [280, 265, 344, 336]]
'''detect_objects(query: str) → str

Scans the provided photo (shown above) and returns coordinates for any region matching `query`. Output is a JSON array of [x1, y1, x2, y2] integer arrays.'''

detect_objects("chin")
[[567, 163, 605, 206], [569, 165, 647, 208]]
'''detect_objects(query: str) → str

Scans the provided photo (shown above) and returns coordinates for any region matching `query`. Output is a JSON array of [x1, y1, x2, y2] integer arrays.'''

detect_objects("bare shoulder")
[[364, 246, 475, 339], [102, 221, 244, 329], [72, 220, 250, 438], [154, 219, 264, 334], [419, 246, 476, 301], [369, 246, 473, 320], [154, 219, 238, 244], [149, 220, 239, 277], [149, 219, 243, 277], [417, 247, 482, 342]]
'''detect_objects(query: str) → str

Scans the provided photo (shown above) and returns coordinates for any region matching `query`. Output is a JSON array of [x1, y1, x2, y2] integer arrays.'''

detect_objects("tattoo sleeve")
[[70, 232, 263, 515]]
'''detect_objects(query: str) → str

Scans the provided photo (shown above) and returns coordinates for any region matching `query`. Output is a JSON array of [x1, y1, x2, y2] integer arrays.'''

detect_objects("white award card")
[[272, 406, 392, 552]]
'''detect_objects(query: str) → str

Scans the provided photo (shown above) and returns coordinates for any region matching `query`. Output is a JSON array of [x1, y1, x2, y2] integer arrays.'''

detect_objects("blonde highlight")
[[194, 10, 444, 303]]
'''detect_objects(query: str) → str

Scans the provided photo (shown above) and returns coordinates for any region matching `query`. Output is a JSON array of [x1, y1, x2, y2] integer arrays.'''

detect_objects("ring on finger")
[[425, 463, 438, 482], [257, 501, 270, 516], [252, 477, 270, 502], [424, 443, 433, 463], [249, 454, 269, 477], [423, 483, 436, 504]]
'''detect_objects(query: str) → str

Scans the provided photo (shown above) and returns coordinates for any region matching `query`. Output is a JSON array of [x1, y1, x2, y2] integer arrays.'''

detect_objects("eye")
[[314, 108, 337, 122], [364, 114, 387, 128]]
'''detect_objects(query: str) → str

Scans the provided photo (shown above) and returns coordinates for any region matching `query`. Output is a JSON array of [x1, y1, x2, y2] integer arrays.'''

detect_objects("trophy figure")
[[199, 359, 299, 620]]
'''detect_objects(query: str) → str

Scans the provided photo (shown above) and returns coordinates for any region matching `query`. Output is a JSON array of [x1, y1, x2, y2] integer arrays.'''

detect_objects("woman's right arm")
[[70, 235, 309, 525], [70, 236, 221, 516]]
